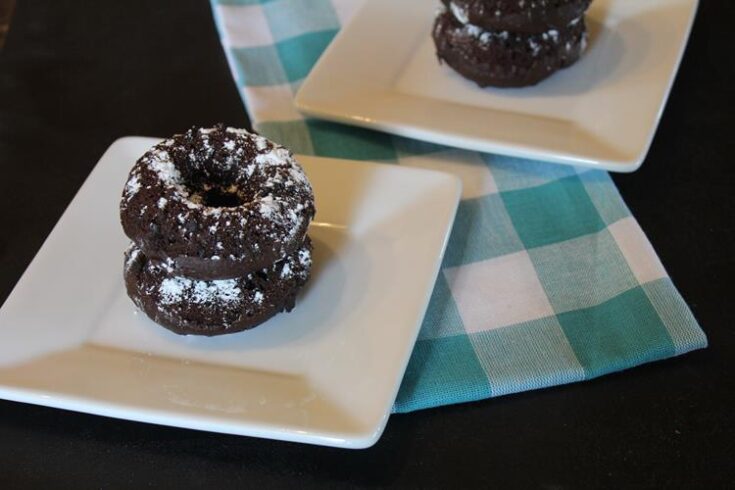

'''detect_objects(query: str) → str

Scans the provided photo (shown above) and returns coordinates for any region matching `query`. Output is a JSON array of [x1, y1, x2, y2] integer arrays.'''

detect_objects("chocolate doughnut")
[[120, 126, 315, 280], [124, 238, 312, 336], [442, 0, 591, 34], [433, 10, 587, 87]]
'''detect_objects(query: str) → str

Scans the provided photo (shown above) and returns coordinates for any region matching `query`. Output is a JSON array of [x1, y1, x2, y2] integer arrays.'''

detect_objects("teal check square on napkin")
[[209, 0, 707, 413]]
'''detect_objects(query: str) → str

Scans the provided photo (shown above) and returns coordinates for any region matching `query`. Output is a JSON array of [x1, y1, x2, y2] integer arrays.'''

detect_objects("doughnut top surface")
[[120, 126, 315, 268], [442, 0, 592, 33]]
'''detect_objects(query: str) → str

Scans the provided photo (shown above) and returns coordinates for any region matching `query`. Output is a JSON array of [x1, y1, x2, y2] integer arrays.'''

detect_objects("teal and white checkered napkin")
[[209, 0, 707, 412]]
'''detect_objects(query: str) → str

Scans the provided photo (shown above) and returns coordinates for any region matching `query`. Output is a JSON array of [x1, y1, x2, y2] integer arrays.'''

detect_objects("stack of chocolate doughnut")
[[433, 0, 593, 87], [120, 126, 315, 336]]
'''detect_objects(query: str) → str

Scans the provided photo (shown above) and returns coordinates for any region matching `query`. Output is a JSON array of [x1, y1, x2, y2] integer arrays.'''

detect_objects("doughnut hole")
[[200, 187, 245, 208], [169, 126, 262, 208]]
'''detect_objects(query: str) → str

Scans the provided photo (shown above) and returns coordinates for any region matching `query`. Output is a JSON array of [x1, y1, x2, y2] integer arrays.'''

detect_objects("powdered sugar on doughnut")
[[124, 243, 141, 271], [125, 174, 141, 198], [449, 1, 469, 24], [258, 194, 281, 219], [298, 248, 311, 267], [254, 146, 293, 167], [159, 276, 242, 305], [147, 148, 181, 186]]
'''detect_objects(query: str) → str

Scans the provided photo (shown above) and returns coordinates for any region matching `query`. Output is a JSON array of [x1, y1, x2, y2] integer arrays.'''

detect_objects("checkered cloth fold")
[[209, 0, 706, 412]]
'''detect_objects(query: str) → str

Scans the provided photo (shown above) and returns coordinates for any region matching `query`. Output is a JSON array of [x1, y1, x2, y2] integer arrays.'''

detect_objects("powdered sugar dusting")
[[159, 277, 188, 305], [288, 166, 308, 185], [462, 21, 567, 55], [280, 262, 292, 279], [258, 194, 281, 219], [298, 248, 311, 267], [159, 276, 242, 305], [466, 24, 484, 38], [225, 127, 251, 135], [147, 149, 185, 189], [449, 1, 469, 24], [255, 147, 293, 167], [255, 136, 269, 151], [192, 279, 241, 304], [125, 244, 140, 271], [125, 174, 141, 198], [162, 257, 175, 273]]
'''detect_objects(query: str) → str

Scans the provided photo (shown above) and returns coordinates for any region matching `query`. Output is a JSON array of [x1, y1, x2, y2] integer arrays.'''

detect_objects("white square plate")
[[295, 0, 698, 172], [0, 137, 460, 449]]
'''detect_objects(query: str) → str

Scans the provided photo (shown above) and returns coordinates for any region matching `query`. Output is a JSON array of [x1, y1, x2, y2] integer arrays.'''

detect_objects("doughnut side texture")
[[124, 238, 312, 336], [433, 9, 587, 87]]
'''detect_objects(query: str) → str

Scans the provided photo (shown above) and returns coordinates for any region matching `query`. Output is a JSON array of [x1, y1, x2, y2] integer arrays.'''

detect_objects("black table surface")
[[0, 1, 733, 488]]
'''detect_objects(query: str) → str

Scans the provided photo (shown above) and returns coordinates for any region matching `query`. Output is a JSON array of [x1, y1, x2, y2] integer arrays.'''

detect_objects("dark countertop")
[[0, 1, 732, 488]]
